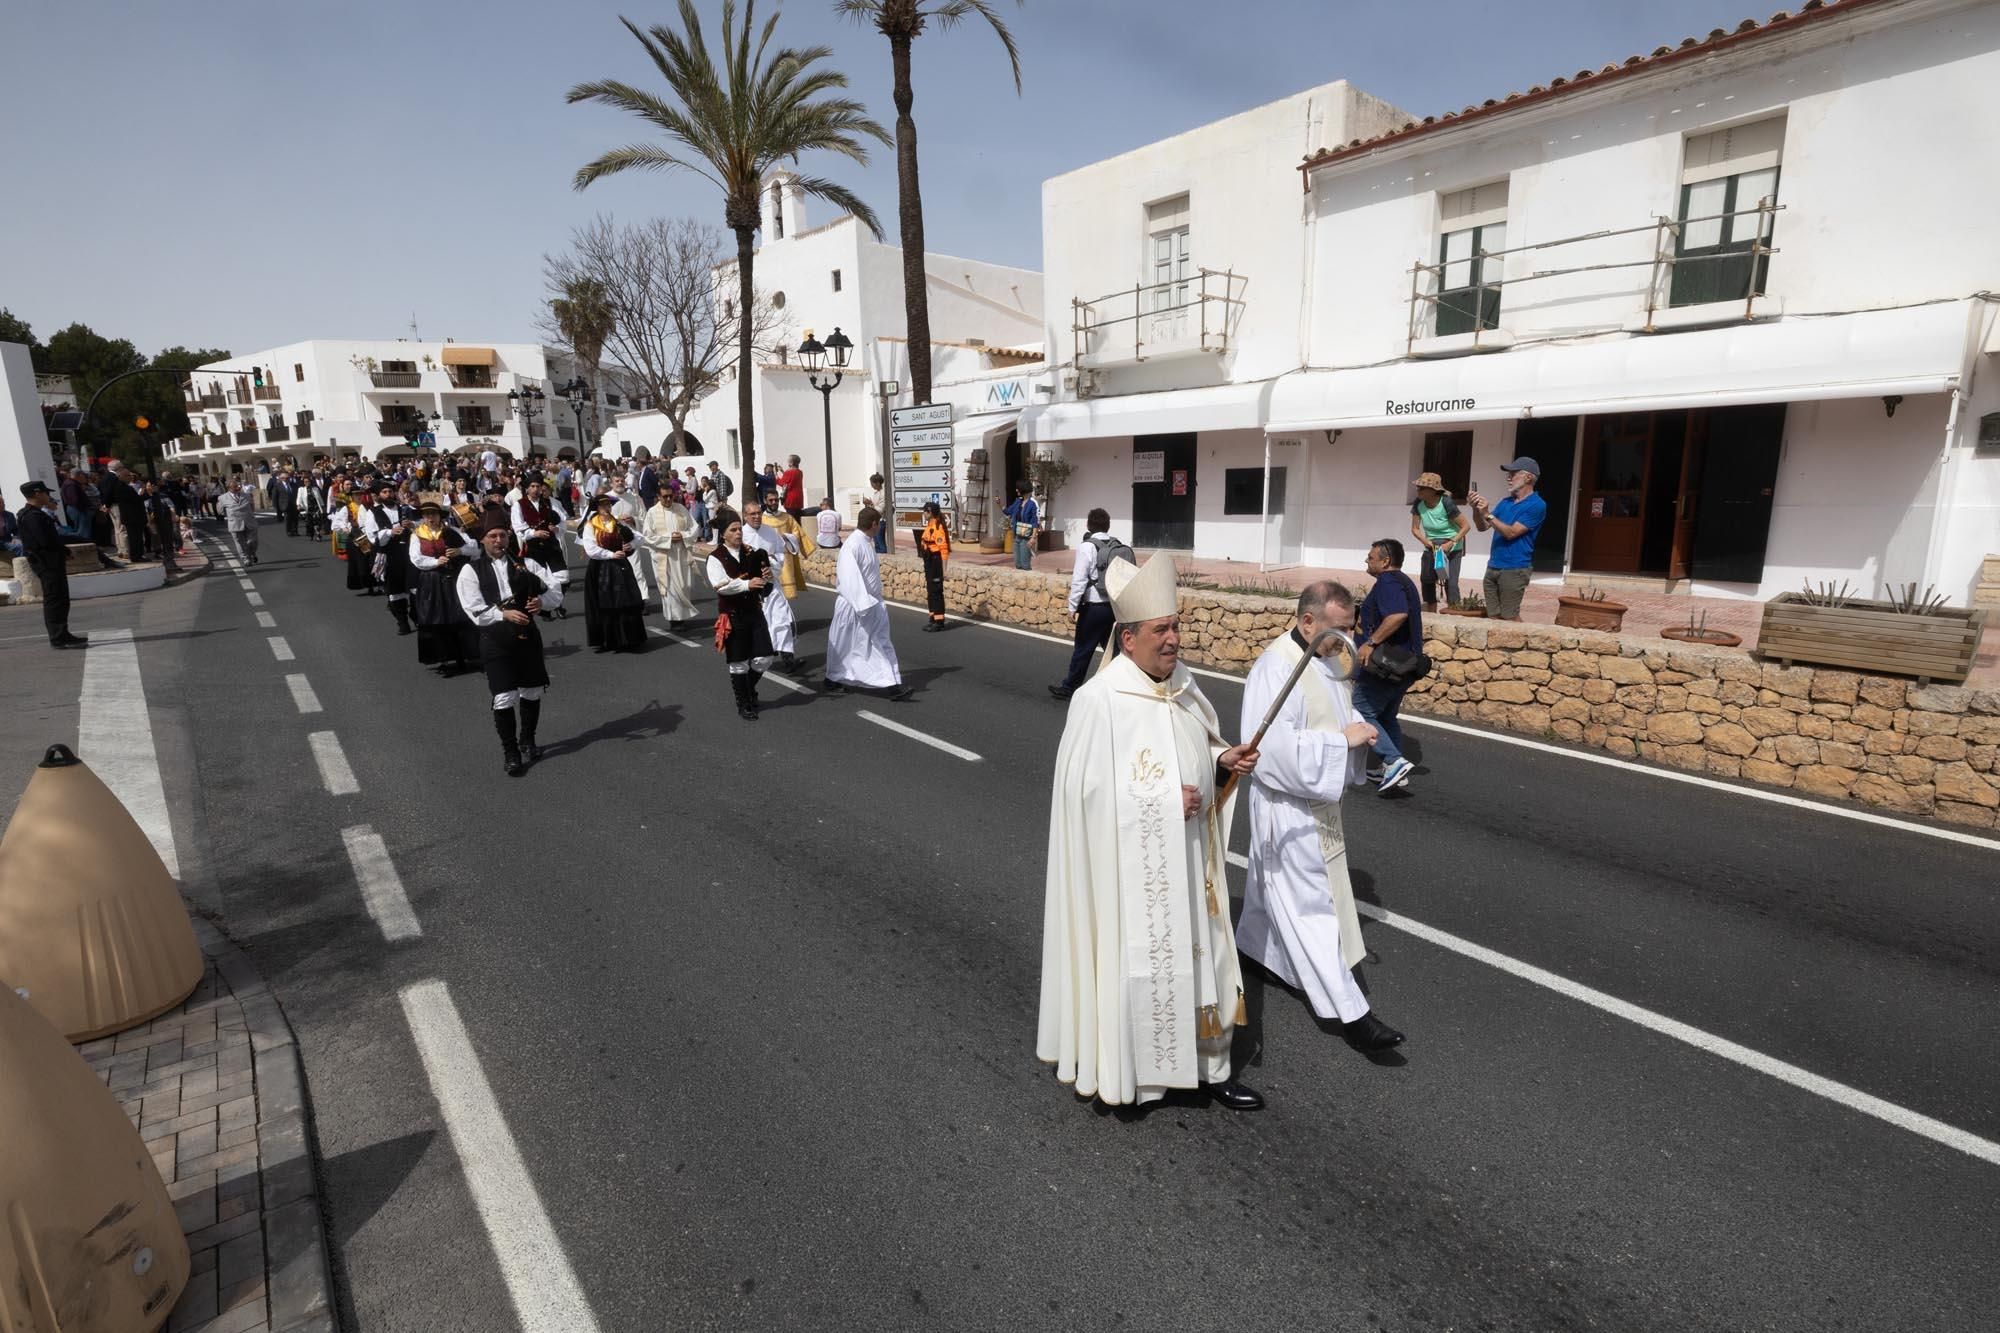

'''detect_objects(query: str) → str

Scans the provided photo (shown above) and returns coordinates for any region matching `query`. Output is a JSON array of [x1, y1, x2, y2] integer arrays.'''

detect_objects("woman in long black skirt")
[[407, 498, 480, 675], [704, 517, 775, 720], [580, 493, 647, 653]]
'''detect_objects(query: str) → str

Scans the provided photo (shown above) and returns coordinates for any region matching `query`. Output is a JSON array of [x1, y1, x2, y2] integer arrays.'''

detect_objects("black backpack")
[[1087, 534, 1136, 599]]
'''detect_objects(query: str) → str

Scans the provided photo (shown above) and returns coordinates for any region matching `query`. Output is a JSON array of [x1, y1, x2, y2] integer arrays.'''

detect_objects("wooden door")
[[1571, 414, 1653, 573], [1668, 412, 1709, 580]]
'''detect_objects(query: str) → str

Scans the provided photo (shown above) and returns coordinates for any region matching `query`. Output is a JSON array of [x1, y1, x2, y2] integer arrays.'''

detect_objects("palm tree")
[[569, 0, 889, 500], [550, 276, 615, 452], [837, 0, 1021, 405]]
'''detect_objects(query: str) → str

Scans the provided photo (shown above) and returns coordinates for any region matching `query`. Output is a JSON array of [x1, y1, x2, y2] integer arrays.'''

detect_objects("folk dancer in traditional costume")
[[330, 481, 378, 594], [407, 498, 480, 675], [512, 477, 570, 622], [1037, 551, 1266, 1111], [824, 507, 913, 701], [361, 482, 418, 635], [579, 493, 647, 653], [640, 486, 698, 628], [705, 516, 777, 721], [740, 500, 801, 670], [1237, 581, 1406, 1053], [457, 517, 565, 776]]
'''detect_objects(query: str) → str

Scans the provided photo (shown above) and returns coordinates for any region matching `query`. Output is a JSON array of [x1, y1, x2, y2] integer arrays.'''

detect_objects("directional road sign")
[[889, 402, 953, 430], [891, 446, 952, 470], [890, 424, 951, 450], [894, 467, 953, 490]]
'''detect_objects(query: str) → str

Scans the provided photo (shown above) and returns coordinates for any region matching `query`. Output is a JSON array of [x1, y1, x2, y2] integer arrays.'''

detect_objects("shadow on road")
[[539, 700, 683, 758]]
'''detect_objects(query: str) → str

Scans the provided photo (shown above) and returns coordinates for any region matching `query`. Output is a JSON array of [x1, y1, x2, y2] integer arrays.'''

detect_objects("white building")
[[163, 340, 650, 476], [614, 170, 1046, 529], [1026, 0, 2000, 603]]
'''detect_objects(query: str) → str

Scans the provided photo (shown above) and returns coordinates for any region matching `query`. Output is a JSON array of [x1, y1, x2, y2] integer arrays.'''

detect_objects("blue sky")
[[1, 0, 1769, 358]]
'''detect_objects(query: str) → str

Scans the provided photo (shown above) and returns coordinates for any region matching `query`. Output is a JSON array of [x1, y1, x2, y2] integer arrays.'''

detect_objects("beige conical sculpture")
[[0, 982, 191, 1330], [0, 744, 201, 1041]]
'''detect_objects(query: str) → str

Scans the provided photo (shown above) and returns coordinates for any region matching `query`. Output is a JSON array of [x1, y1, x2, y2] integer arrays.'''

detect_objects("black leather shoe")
[[503, 748, 526, 777], [58, 633, 90, 647], [888, 684, 915, 702], [1343, 1013, 1405, 1052], [1047, 684, 1073, 701], [823, 680, 848, 694], [1206, 1079, 1264, 1111]]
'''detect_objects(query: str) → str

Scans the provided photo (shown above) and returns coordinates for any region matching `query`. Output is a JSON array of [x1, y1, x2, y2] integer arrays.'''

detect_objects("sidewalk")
[[958, 544, 1999, 688], [77, 911, 334, 1333]]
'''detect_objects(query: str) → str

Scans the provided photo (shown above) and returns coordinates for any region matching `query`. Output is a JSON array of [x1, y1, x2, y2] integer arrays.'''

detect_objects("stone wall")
[[803, 554, 2000, 828]]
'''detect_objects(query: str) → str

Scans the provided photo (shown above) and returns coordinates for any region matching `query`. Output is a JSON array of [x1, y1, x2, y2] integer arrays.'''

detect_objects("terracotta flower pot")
[[1660, 625, 1742, 648], [1554, 595, 1627, 632]]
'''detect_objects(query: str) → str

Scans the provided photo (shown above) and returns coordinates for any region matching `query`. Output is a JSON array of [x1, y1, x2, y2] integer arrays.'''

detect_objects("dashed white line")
[[255, 611, 276, 629], [77, 627, 180, 878], [1221, 851, 2000, 1165], [245, 591, 264, 607], [268, 636, 294, 662], [238, 578, 256, 590], [307, 731, 359, 795], [649, 625, 811, 693], [284, 674, 322, 714], [399, 980, 605, 1333], [856, 709, 981, 762], [340, 826, 422, 941]]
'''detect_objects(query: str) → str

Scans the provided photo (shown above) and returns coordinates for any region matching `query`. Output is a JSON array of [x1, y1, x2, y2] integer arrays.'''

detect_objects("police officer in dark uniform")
[[17, 481, 86, 649]]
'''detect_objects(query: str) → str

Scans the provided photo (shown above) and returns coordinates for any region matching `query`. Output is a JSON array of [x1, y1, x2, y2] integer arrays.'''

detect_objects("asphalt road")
[[6, 515, 1996, 1333]]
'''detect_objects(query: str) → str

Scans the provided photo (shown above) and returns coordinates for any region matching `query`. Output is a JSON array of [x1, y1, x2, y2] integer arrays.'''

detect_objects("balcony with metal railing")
[[445, 368, 499, 391], [369, 370, 423, 389], [1073, 266, 1247, 369], [1404, 198, 1783, 354], [378, 419, 425, 437], [234, 428, 259, 445], [197, 391, 226, 410], [254, 384, 281, 402], [295, 419, 313, 438], [226, 389, 251, 406], [264, 425, 291, 442]]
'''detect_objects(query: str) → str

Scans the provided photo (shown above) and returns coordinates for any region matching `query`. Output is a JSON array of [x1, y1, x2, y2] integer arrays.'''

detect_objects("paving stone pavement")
[[80, 917, 333, 1333]]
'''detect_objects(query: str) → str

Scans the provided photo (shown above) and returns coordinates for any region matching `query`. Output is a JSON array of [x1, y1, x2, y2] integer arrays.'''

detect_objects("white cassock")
[[610, 492, 652, 595], [741, 521, 799, 653], [1038, 652, 1245, 1105], [826, 530, 902, 688], [1236, 631, 1373, 1022], [640, 501, 698, 622]]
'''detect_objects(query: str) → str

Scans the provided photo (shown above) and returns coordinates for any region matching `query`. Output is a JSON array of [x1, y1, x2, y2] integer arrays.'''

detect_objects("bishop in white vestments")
[[825, 509, 913, 700], [1038, 552, 1267, 1110], [1237, 580, 1406, 1053]]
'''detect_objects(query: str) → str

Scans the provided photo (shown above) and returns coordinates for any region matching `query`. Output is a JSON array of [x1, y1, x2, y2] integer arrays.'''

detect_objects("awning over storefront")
[[1019, 381, 1270, 443], [1267, 301, 1975, 433], [440, 346, 496, 367]]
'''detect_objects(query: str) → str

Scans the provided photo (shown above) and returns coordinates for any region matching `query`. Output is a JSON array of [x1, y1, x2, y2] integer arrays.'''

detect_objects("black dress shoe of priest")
[[1343, 1013, 1405, 1052], [1205, 1079, 1264, 1111]]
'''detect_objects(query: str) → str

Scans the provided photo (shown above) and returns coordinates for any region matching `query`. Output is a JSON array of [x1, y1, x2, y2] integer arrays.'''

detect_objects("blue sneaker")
[[1377, 757, 1414, 795]]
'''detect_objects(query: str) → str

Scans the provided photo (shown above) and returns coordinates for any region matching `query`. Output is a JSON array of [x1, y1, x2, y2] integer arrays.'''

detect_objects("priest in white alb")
[[1038, 551, 1267, 1110], [1237, 580, 1406, 1053], [825, 506, 914, 701]]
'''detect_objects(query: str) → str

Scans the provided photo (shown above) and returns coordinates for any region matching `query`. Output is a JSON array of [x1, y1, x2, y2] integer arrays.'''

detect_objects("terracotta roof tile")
[[1302, 0, 1885, 175]]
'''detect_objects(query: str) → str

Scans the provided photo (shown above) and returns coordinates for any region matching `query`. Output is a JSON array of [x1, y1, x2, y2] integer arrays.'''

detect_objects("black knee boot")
[[390, 598, 412, 635], [746, 670, 763, 716], [494, 707, 525, 775], [731, 673, 757, 721], [518, 697, 542, 762]]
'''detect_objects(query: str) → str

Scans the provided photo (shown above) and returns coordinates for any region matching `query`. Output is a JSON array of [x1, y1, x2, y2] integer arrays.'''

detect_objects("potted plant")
[[1028, 452, 1074, 552], [1660, 609, 1742, 648], [1440, 592, 1486, 618], [1555, 584, 1628, 632], [1758, 580, 1989, 684]]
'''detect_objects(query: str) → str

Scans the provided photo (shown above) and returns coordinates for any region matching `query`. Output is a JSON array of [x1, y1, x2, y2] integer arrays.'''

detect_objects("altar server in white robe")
[[825, 507, 914, 701], [739, 499, 800, 667], [1038, 551, 1267, 1111], [1238, 580, 1407, 1053]]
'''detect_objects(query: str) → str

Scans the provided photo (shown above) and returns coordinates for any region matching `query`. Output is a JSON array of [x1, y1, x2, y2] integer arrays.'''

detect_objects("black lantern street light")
[[560, 376, 590, 459], [797, 325, 852, 506], [507, 383, 546, 458]]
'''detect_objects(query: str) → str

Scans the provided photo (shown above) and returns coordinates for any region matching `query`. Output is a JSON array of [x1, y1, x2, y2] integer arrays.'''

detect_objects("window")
[[770, 182, 784, 238], [1145, 194, 1190, 311], [1435, 182, 1507, 336], [605, 392, 622, 408], [293, 363, 304, 382], [1421, 431, 1474, 502], [831, 269, 842, 292], [381, 359, 416, 374], [1222, 467, 1285, 516], [726, 428, 740, 468], [1671, 117, 1783, 308]]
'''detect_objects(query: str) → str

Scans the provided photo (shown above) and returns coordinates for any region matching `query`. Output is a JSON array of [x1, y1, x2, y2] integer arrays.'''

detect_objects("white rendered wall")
[[1, 342, 56, 494]]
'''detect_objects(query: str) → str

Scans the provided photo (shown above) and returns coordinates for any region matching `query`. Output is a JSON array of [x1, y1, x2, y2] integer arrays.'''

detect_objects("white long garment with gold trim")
[[1236, 631, 1373, 1023], [741, 521, 799, 652], [1038, 652, 1245, 1105], [640, 501, 698, 621]]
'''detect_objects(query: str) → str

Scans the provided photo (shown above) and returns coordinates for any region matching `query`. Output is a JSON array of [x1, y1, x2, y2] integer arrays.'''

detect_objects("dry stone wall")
[[803, 554, 2000, 828]]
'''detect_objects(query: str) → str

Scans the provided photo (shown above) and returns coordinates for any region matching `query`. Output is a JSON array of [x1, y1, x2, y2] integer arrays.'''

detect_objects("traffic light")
[[134, 414, 151, 431]]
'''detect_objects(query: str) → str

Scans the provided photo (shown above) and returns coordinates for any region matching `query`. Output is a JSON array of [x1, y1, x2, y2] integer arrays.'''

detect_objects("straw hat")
[[1412, 471, 1446, 492]]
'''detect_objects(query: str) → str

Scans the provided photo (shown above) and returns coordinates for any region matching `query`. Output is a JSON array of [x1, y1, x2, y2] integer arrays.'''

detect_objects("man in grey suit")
[[217, 476, 259, 566]]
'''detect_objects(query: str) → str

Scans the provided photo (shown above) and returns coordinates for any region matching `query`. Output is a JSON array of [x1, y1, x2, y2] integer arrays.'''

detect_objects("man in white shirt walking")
[[1047, 507, 1124, 702]]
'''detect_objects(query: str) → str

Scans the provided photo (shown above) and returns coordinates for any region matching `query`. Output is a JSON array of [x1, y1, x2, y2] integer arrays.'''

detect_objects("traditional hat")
[[18, 480, 50, 498], [479, 514, 512, 537], [592, 492, 618, 508], [1106, 550, 1178, 624], [416, 492, 445, 513], [1411, 471, 1446, 492]]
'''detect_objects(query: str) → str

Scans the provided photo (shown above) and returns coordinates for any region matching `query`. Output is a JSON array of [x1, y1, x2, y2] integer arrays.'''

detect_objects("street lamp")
[[559, 376, 589, 458], [798, 325, 852, 505], [507, 383, 546, 458]]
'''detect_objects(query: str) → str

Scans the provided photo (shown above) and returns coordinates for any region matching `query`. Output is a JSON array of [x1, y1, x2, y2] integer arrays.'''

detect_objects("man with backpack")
[[1048, 507, 1132, 702], [1354, 538, 1428, 794]]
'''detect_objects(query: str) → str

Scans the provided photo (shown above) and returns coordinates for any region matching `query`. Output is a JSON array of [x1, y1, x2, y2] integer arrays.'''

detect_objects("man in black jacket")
[[17, 481, 86, 649]]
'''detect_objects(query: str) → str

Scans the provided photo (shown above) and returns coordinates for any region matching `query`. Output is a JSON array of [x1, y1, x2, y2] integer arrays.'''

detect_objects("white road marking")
[[268, 636, 294, 662], [857, 709, 982, 762], [399, 980, 605, 1333], [649, 625, 811, 693], [284, 674, 322, 715], [238, 578, 255, 590], [245, 591, 264, 607], [1222, 851, 2000, 1165], [819, 584, 2000, 853], [77, 628, 180, 878], [308, 731, 359, 795], [255, 611, 276, 629], [340, 826, 422, 941]]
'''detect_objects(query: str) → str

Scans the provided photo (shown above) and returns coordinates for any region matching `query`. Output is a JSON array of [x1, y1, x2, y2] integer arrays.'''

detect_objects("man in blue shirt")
[[1002, 482, 1039, 570], [1469, 456, 1547, 621], [1355, 539, 1423, 794]]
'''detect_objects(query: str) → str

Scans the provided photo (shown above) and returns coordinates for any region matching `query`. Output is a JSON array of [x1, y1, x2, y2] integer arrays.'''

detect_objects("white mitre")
[[1106, 550, 1179, 623]]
